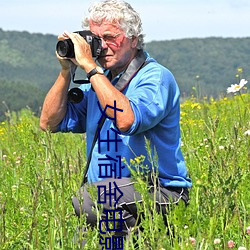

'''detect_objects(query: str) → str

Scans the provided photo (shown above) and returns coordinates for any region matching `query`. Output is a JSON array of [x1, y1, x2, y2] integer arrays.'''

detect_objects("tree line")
[[0, 28, 249, 120]]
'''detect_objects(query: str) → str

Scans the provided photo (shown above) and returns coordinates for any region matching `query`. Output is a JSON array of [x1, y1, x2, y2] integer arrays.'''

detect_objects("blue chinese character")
[[97, 101, 123, 128], [99, 235, 124, 250], [99, 209, 124, 234], [98, 127, 122, 153], [98, 155, 125, 179], [97, 181, 123, 207]]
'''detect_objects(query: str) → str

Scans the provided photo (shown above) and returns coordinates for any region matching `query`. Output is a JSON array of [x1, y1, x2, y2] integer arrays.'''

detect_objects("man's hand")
[[62, 31, 96, 73]]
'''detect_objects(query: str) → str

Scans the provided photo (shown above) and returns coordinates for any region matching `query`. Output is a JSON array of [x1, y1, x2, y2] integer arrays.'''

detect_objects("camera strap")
[[81, 50, 150, 186]]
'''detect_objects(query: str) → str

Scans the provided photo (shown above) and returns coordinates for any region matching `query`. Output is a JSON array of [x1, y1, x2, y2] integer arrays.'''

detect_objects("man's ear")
[[131, 36, 139, 48]]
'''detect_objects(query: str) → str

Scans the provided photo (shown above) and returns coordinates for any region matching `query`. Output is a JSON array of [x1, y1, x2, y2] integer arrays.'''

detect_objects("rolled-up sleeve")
[[57, 87, 89, 133], [122, 64, 179, 135]]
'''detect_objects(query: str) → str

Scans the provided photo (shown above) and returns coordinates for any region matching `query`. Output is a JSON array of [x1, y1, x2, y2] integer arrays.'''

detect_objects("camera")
[[56, 30, 102, 58]]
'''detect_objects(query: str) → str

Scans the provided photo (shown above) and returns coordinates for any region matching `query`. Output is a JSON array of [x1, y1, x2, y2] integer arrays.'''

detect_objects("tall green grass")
[[0, 93, 249, 249]]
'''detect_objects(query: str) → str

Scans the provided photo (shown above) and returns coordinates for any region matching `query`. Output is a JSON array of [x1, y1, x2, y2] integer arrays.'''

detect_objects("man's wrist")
[[60, 68, 71, 79], [87, 66, 104, 80]]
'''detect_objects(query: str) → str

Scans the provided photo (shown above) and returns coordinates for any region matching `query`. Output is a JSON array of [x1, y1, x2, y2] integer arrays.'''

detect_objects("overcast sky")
[[1, 0, 250, 42]]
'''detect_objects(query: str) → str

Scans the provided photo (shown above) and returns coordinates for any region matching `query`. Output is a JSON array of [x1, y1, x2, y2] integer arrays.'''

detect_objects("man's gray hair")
[[82, 0, 145, 49]]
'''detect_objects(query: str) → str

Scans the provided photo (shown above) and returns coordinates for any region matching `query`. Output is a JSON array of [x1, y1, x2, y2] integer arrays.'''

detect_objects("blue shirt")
[[58, 52, 192, 188]]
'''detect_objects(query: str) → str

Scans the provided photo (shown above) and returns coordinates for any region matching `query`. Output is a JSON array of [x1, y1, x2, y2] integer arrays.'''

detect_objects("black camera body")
[[56, 30, 102, 58]]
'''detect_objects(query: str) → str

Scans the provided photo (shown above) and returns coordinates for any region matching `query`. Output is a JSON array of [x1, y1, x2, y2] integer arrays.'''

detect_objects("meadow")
[[0, 89, 249, 249]]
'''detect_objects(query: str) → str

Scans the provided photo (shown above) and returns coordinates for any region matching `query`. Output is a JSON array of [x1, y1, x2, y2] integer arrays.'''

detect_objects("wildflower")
[[246, 226, 250, 235], [189, 237, 196, 246], [191, 103, 201, 109], [228, 240, 235, 248], [227, 79, 248, 93], [237, 67, 243, 73], [238, 247, 246, 250], [12, 185, 17, 192], [244, 130, 250, 136], [218, 145, 224, 150], [42, 213, 48, 221], [196, 180, 202, 185], [135, 156, 141, 164], [214, 238, 221, 244], [130, 159, 135, 165]]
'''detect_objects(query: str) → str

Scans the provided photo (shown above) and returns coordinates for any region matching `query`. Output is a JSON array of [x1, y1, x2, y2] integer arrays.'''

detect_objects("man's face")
[[89, 20, 138, 73]]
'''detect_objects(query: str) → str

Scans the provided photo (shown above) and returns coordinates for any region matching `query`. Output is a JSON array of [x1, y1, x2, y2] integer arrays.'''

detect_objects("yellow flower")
[[130, 159, 135, 165], [191, 103, 201, 109], [135, 157, 141, 164], [237, 67, 243, 73]]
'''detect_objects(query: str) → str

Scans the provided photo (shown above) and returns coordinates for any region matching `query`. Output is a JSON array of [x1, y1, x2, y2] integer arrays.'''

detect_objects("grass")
[[0, 92, 249, 249]]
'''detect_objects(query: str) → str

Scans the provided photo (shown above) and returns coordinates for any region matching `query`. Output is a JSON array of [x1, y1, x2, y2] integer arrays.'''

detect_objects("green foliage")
[[0, 93, 249, 249], [0, 28, 60, 89], [145, 37, 250, 98], [0, 109, 85, 249], [0, 29, 61, 121], [0, 79, 46, 121]]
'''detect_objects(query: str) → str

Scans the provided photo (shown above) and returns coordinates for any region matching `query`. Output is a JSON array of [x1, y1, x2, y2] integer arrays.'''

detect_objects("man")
[[40, 0, 192, 243]]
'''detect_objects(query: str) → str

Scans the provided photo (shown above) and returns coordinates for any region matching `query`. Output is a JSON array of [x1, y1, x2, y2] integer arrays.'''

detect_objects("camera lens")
[[68, 88, 84, 103], [56, 39, 74, 58]]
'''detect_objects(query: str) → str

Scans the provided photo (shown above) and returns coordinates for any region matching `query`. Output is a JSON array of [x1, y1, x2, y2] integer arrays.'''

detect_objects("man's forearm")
[[40, 70, 71, 132]]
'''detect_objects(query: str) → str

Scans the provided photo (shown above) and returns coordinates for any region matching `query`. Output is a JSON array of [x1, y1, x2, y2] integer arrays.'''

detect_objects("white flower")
[[227, 79, 248, 93], [214, 238, 221, 244], [244, 130, 250, 136], [246, 226, 250, 235], [189, 237, 196, 245], [238, 247, 246, 250]]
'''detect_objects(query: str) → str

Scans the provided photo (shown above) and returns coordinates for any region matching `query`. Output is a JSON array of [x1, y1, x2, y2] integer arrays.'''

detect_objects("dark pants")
[[72, 177, 189, 237]]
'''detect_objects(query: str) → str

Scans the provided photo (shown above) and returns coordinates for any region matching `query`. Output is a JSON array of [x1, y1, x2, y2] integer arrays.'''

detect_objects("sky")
[[1, 0, 250, 42]]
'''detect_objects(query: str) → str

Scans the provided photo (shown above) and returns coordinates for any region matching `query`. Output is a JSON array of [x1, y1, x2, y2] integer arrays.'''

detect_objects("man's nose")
[[101, 38, 108, 49]]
